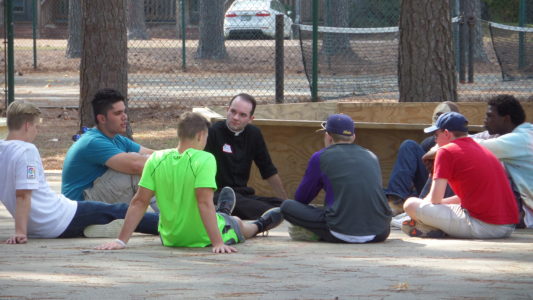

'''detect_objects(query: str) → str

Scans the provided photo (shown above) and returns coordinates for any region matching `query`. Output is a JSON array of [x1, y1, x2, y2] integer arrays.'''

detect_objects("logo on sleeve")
[[27, 166, 36, 179], [222, 143, 233, 154]]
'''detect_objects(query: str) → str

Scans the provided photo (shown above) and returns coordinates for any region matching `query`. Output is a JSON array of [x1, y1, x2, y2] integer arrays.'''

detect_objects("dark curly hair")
[[487, 94, 526, 126]]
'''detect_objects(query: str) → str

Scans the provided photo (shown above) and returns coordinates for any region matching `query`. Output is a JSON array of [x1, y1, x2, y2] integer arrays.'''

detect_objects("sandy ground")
[[1, 171, 532, 299]]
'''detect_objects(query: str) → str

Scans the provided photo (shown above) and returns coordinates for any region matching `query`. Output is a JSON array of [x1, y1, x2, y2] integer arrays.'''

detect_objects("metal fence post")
[[180, 0, 186, 72], [311, 0, 318, 102], [458, 13, 465, 84], [6, 0, 15, 104], [275, 14, 284, 103], [518, 0, 526, 69], [32, 0, 37, 69], [453, 0, 460, 74], [467, 16, 474, 83]]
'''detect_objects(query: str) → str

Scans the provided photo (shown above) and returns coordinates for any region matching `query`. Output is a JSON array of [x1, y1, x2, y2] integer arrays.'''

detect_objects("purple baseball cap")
[[321, 114, 355, 136]]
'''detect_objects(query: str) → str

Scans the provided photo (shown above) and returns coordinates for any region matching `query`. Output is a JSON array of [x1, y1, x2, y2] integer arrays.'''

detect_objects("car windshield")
[[230, 0, 269, 11]]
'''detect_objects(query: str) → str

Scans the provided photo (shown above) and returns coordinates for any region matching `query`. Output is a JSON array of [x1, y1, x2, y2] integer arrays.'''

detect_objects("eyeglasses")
[[434, 129, 444, 138]]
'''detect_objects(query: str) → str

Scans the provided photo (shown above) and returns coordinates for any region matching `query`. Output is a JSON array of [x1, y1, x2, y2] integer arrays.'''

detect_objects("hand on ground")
[[95, 240, 125, 250], [5, 234, 28, 244], [212, 243, 238, 254]]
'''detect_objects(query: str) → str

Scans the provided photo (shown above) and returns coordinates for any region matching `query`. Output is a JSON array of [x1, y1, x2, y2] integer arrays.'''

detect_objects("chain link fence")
[[1, 0, 533, 112], [299, 0, 533, 102]]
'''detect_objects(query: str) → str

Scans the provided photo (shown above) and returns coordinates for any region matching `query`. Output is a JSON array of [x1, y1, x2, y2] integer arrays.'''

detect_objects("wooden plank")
[[210, 101, 533, 125], [0, 118, 7, 140], [209, 102, 337, 120], [338, 102, 533, 125], [338, 102, 441, 124], [252, 119, 484, 131], [192, 107, 223, 120]]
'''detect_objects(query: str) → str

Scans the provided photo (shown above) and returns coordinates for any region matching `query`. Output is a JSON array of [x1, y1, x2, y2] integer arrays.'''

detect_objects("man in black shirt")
[[205, 93, 288, 219]]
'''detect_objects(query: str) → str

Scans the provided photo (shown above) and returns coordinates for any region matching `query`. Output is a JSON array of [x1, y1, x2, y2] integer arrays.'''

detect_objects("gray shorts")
[[219, 213, 246, 245], [416, 202, 514, 239], [83, 168, 159, 212]]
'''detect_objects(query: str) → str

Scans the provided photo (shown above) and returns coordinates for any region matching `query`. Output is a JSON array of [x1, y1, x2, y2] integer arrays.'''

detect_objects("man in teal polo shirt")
[[62, 88, 155, 207]]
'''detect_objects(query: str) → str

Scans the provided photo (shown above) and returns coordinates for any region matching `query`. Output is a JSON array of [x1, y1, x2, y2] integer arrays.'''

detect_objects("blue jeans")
[[385, 140, 428, 200], [58, 201, 159, 238]]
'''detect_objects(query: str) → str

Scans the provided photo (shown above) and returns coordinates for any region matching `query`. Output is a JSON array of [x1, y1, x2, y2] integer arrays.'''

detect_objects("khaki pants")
[[416, 202, 514, 239], [83, 169, 158, 212]]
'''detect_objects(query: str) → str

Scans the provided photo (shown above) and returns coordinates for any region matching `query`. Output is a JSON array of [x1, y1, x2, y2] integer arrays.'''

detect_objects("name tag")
[[222, 143, 233, 154], [27, 166, 36, 179]]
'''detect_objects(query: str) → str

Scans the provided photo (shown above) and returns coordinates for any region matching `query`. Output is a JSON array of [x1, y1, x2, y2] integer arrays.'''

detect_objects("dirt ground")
[[1, 173, 532, 299]]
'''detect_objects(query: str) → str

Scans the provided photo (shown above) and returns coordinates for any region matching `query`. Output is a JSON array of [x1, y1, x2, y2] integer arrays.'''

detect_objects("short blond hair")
[[7, 100, 41, 130], [177, 112, 210, 140]]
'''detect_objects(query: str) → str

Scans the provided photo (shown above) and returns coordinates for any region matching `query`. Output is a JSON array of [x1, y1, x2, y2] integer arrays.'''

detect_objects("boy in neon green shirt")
[[96, 112, 282, 253]]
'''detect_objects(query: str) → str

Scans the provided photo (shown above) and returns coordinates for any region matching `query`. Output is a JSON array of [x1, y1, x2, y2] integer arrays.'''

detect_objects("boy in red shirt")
[[402, 112, 518, 238]]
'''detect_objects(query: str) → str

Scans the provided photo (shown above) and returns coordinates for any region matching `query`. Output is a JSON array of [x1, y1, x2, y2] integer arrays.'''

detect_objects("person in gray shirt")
[[280, 114, 391, 243]]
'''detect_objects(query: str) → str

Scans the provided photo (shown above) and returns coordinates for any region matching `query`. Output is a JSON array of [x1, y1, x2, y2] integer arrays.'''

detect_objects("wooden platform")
[[199, 101, 533, 200], [0, 118, 7, 140]]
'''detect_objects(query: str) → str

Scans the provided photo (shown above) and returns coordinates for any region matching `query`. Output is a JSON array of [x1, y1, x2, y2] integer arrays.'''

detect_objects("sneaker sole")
[[401, 219, 445, 238], [261, 207, 283, 232], [83, 219, 124, 238], [217, 187, 236, 215]]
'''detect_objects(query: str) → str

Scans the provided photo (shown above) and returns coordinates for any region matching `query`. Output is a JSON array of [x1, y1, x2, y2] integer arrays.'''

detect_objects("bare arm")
[[265, 174, 288, 200], [6, 190, 32, 244], [105, 152, 148, 175], [423, 178, 448, 205], [196, 188, 237, 254], [422, 145, 439, 161], [139, 146, 154, 155], [441, 195, 461, 205], [95, 187, 153, 250]]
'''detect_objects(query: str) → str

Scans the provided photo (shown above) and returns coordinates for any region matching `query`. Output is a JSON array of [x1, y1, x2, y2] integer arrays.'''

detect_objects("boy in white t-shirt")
[[0, 100, 158, 244]]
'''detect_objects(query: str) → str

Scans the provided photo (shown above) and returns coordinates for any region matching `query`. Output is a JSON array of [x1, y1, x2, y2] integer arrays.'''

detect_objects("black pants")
[[214, 189, 283, 220], [280, 200, 389, 243]]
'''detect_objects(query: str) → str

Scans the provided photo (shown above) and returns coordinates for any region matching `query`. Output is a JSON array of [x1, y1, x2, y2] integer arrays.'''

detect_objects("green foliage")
[[482, 0, 529, 24], [349, 0, 400, 27], [483, 0, 518, 23]]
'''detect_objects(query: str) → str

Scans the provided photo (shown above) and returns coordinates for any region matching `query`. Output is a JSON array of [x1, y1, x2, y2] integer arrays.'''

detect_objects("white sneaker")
[[83, 219, 124, 238], [391, 213, 410, 229]]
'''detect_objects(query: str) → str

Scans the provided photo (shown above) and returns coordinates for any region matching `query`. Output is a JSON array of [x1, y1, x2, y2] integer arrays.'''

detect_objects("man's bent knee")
[[84, 169, 139, 204], [404, 197, 423, 220]]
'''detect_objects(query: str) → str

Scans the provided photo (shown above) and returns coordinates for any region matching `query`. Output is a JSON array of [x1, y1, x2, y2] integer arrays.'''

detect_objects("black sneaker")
[[215, 187, 236, 215], [254, 207, 283, 235]]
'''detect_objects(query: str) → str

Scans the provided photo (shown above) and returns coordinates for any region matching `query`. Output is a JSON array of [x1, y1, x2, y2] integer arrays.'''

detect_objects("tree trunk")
[[127, 0, 149, 40], [398, 0, 457, 102], [462, 0, 488, 62], [80, 0, 128, 132], [0, 0, 4, 28], [322, 0, 353, 56], [0, 1, 4, 30], [66, 0, 82, 58], [196, 0, 227, 59]]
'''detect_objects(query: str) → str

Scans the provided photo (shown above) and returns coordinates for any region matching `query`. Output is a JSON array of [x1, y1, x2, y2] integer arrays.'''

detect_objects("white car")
[[224, 0, 293, 39]]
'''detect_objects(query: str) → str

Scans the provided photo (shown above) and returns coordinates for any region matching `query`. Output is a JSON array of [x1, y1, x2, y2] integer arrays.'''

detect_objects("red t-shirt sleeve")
[[433, 148, 453, 180]]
